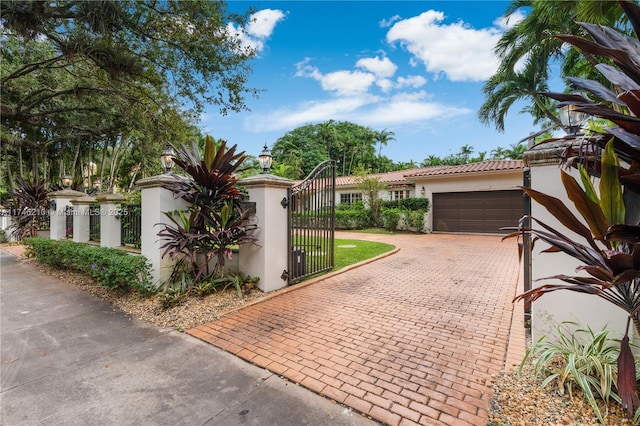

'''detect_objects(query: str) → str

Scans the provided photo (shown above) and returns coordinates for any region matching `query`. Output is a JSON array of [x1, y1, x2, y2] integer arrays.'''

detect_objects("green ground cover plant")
[[333, 238, 395, 271], [23, 237, 152, 294], [521, 322, 622, 424]]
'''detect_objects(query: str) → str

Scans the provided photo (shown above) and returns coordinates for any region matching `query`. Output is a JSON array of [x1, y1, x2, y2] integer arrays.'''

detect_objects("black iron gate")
[[283, 160, 336, 284]]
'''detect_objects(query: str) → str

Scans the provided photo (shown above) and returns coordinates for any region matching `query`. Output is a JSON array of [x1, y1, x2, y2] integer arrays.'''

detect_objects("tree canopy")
[[1, 0, 258, 192]]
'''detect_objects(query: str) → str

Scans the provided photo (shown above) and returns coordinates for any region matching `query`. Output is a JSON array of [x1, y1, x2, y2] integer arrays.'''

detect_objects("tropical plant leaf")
[[605, 224, 640, 243], [513, 284, 601, 306], [562, 77, 625, 105], [595, 64, 639, 92], [600, 140, 626, 226], [618, 90, 640, 117], [521, 186, 594, 245], [617, 334, 639, 418], [620, 0, 640, 39], [578, 164, 599, 204], [561, 170, 609, 240]]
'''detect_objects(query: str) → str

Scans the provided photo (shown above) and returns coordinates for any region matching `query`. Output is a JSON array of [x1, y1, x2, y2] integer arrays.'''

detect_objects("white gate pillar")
[[136, 175, 188, 287], [70, 195, 96, 243], [96, 193, 125, 248], [238, 174, 294, 292], [524, 141, 630, 342], [48, 189, 85, 240]]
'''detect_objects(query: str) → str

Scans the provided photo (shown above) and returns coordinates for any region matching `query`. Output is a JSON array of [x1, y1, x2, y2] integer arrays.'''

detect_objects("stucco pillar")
[[48, 189, 85, 240], [136, 175, 189, 287], [524, 141, 630, 342], [70, 195, 96, 243], [238, 174, 294, 292], [96, 193, 125, 248]]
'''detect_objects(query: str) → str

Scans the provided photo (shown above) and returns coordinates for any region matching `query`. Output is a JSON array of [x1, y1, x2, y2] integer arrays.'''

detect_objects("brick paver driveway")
[[188, 232, 522, 426]]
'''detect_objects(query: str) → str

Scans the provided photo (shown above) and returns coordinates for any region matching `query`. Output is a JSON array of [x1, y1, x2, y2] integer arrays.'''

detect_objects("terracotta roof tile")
[[405, 160, 523, 177], [334, 160, 523, 187]]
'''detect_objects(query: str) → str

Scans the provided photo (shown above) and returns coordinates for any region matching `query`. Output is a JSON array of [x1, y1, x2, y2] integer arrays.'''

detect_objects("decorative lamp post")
[[93, 179, 102, 192], [160, 144, 176, 174], [62, 174, 73, 189], [258, 144, 272, 174], [559, 104, 588, 135]]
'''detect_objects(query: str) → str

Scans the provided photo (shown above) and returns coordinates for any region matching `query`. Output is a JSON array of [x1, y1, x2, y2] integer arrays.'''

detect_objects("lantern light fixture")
[[258, 144, 272, 174], [62, 174, 73, 189], [160, 144, 176, 174], [559, 104, 588, 136]]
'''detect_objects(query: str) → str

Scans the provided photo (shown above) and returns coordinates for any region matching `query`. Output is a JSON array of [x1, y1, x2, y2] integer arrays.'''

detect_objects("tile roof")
[[405, 160, 523, 178], [335, 160, 523, 187]]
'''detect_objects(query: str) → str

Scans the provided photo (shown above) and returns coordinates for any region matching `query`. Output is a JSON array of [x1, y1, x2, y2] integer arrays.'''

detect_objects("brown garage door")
[[432, 190, 523, 233]]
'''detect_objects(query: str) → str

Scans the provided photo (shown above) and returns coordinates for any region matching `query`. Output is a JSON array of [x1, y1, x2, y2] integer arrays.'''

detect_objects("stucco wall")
[[528, 164, 631, 343]]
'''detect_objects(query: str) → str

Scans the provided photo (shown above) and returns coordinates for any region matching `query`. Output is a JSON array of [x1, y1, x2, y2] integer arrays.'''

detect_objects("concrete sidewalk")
[[0, 250, 377, 426]]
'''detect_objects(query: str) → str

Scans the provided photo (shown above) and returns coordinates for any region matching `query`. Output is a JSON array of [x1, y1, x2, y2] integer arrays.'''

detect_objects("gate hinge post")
[[281, 270, 289, 281], [280, 197, 289, 209]]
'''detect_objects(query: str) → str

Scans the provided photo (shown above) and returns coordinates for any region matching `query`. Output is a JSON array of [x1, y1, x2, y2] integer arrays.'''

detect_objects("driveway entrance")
[[188, 233, 522, 426]]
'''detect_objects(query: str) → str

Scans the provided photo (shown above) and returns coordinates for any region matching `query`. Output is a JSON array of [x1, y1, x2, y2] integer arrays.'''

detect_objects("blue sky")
[[201, 1, 562, 163]]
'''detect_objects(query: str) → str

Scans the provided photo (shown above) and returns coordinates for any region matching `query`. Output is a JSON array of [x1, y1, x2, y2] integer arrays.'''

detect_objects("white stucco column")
[[238, 174, 294, 292], [96, 193, 125, 248], [136, 174, 189, 287], [48, 189, 85, 240], [524, 142, 630, 343], [70, 195, 96, 243]]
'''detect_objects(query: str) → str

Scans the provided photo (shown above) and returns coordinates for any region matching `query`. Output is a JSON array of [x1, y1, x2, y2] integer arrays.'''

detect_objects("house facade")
[[335, 160, 524, 234]]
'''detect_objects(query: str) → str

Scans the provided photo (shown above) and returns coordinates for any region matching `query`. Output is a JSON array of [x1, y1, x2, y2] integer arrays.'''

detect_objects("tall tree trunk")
[[71, 138, 81, 184], [18, 145, 24, 179], [4, 143, 15, 191]]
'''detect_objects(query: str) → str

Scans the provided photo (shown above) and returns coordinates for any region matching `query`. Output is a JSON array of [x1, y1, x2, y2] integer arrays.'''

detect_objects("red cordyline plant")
[[157, 136, 257, 285], [507, 0, 640, 419], [7, 178, 51, 240]]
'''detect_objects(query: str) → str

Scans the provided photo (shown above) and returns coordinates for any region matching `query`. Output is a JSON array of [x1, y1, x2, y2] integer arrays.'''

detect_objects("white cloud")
[[380, 15, 401, 28], [246, 96, 376, 131], [247, 9, 286, 38], [356, 56, 397, 78], [245, 91, 471, 133], [376, 78, 394, 93], [226, 9, 285, 53], [396, 75, 427, 89], [355, 100, 471, 126], [493, 9, 526, 31], [296, 59, 376, 96], [386, 10, 502, 82]]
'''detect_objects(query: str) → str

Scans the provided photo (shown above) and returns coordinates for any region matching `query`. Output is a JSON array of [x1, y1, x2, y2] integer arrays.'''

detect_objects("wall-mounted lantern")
[[420, 186, 426, 196]]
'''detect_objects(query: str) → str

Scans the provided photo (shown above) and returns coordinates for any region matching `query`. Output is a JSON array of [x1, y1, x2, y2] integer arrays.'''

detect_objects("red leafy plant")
[[510, 0, 640, 419], [157, 136, 257, 288]]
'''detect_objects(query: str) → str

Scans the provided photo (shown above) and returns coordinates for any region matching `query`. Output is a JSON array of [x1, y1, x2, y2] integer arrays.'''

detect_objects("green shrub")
[[0, 229, 9, 243], [406, 209, 425, 233], [381, 208, 401, 231], [335, 208, 372, 229], [521, 322, 622, 424], [382, 197, 430, 211], [24, 237, 153, 294]]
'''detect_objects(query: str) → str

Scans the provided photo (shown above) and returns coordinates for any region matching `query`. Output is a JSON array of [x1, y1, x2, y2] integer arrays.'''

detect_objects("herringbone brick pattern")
[[188, 233, 522, 426]]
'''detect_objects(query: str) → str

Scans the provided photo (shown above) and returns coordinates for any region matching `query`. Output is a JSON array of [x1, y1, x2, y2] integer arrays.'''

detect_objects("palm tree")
[[318, 120, 336, 159], [374, 129, 396, 171], [479, 0, 626, 132]]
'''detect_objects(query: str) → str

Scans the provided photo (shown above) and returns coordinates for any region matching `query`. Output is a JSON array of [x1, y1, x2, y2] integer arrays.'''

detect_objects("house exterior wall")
[[527, 161, 631, 343], [414, 170, 522, 232]]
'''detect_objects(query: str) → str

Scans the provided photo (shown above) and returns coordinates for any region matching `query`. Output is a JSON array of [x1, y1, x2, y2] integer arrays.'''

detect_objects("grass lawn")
[[333, 238, 395, 271]]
